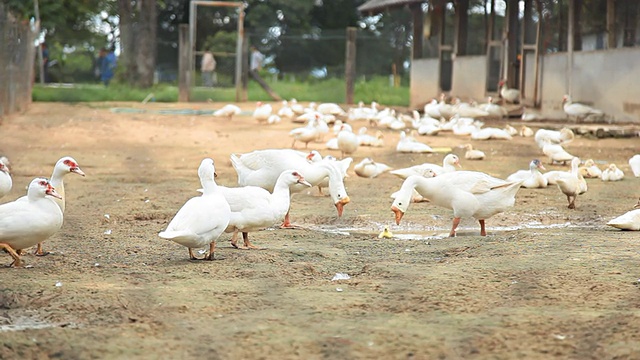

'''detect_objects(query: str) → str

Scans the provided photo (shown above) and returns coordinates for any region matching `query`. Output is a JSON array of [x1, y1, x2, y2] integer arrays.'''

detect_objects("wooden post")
[[505, 0, 519, 88], [178, 24, 190, 102], [345, 27, 356, 105], [567, 0, 574, 95], [606, 0, 616, 48]]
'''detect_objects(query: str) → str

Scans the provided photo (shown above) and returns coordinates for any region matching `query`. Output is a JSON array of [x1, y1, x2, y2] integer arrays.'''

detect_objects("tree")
[[118, 0, 157, 88]]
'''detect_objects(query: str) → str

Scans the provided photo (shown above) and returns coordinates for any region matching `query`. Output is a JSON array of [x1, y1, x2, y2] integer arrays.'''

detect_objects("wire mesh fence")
[[0, 5, 36, 117]]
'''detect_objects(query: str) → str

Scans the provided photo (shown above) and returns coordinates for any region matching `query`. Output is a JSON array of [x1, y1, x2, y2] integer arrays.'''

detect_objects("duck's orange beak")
[[391, 206, 404, 225], [335, 197, 350, 217]]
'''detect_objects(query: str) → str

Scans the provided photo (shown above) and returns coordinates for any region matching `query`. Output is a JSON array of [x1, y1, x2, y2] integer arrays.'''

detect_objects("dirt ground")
[[1, 101, 640, 359]]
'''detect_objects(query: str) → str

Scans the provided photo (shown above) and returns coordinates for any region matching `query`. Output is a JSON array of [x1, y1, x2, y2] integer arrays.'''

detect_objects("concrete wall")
[[411, 47, 640, 123], [538, 47, 640, 122], [450, 55, 487, 101], [409, 58, 440, 109]]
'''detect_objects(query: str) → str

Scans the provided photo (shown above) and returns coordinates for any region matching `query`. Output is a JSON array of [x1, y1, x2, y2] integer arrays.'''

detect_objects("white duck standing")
[[498, 80, 520, 104], [542, 142, 576, 165], [159, 158, 231, 260], [562, 95, 603, 121], [337, 124, 359, 158], [220, 170, 311, 249], [390, 153, 461, 179], [0, 178, 63, 267], [230, 149, 350, 227], [506, 159, 548, 188], [601, 163, 624, 181], [607, 198, 640, 231], [0, 158, 12, 198], [354, 158, 392, 178], [213, 104, 241, 120], [253, 101, 273, 123], [289, 115, 321, 149], [629, 155, 640, 177], [391, 171, 523, 237], [556, 157, 587, 209], [16, 156, 85, 256]]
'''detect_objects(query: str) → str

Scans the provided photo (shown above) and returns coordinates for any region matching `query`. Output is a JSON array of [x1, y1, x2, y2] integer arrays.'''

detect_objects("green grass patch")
[[32, 76, 409, 106]]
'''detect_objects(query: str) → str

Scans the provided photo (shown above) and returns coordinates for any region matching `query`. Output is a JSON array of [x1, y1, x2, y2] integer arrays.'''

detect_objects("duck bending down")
[[534, 128, 575, 149], [607, 198, 640, 231], [213, 104, 241, 120], [0, 178, 63, 267], [390, 153, 460, 179], [0, 158, 12, 199], [159, 158, 231, 260], [16, 156, 85, 256], [231, 149, 350, 227], [542, 142, 575, 165], [555, 157, 587, 209], [391, 171, 523, 237], [506, 159, 548, 188], [219, 170, 311, 249]]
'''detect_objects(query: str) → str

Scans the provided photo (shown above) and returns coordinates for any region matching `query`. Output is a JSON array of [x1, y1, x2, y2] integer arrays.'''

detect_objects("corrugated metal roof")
[[358, 0, 425, 14]]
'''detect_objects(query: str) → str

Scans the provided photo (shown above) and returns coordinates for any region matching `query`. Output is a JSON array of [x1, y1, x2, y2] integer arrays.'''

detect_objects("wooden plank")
[[249, 70, 282, 101], [178, 24, 190, 102]]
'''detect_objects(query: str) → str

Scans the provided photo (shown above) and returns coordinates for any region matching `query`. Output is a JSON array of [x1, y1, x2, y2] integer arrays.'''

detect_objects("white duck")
[[479, 96, 508, 119], [578, 159, 602, 179], [390, 153, 461, 179], [0, 158, 12, 198], [607, 198, 640, 231], [220, 170, 311, 249], [391, 171, 523, 237], [520, 125, 534, 137], [470, 127, 513, 140], [337, 124, 359, 158], [462, 144, 485, 160], [290, 115, 321, 149], [601, 163, 624, 181], [253, 101, 273, 123], [437, 94, 456, 120], [159, 158, 231, 260], [317, 103, 346, 116], [0, 178, 63, 267], [354, 158, 392, 178], [16, 156, 86, 255], [277, 100, 295, 120], [629, 155, 640, 177], [499, 80, 520, 104], [213, 104, 241, 120], [563, 95, 603, 121], [542, 142, 576, 165], [267, 114, 282, 124], [231, 149, 350, 227], [396, 131, 433, 153], [357, 127, 384, 147], [423, 99, 441, 119], [534, 128, 575, 149], [506, 159, 548, 188], [556, 157, 587, 209]]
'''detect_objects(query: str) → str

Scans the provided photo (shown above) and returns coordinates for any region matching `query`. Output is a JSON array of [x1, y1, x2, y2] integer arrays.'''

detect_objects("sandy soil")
[[1, 102, 640, 359]]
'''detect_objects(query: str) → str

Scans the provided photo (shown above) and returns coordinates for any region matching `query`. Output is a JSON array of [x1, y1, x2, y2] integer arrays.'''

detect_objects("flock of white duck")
[[0, 92, 638, 267]]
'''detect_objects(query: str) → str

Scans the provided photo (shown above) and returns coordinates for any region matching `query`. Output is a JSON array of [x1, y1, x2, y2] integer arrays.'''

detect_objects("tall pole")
[[345, 27, 357, 105], [34, 0, 44, 84], [235, 5, 245, 102]]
